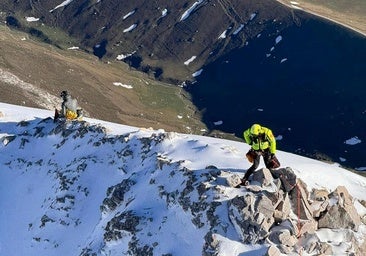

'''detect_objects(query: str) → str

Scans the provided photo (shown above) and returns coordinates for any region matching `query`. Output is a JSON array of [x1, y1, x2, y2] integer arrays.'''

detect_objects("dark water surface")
[[186, 18, 366, 170]]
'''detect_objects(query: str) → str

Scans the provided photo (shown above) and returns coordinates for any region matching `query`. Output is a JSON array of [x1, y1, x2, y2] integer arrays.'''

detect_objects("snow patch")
[[123, 24, 137, 33], [50, 0, 74, 13], [192, 69, 203, 77], [180, 0, 203, 21], [218, 30, 227, 39], [184, 56, 197, 66], [116, 51, 136, 60], [123, 10, 136, 20], [275, 35, 283, 44], [113, 82, 133, 89], [276, 135, 283, 141], [345, 136, 362, 145], [339, 157, 347, 162], [161, 9, 168, 18], [250, 13, 257, 21], [233, 24, 244, 35], [25, 17, 39, 22]]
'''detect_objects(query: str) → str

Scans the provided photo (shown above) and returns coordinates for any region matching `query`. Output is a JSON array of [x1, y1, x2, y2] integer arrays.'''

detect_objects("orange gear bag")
[[246, 150, 257, 163]]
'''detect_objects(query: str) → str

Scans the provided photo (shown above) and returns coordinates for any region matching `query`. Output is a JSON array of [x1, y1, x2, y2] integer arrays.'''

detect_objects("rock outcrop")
[[226, 167, 365, 255], [1, 118, 365, 255]]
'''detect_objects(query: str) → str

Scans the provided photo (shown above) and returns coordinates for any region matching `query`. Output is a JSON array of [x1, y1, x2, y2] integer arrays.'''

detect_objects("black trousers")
[[243, 149, 272, 180]]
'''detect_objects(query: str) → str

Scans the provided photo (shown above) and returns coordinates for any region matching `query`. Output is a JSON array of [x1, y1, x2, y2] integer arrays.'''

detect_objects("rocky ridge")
[[1, 117, 365, 255]]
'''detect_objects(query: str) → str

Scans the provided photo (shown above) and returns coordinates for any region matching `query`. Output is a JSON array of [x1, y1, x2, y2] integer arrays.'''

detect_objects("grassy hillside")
[[276, 0, 366, 36], [0, 25, 207, 134]]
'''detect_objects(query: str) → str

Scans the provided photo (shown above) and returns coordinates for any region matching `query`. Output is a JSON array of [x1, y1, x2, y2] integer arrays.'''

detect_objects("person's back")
[[60, 91, 79, 119], [63, 95, 78, 113]]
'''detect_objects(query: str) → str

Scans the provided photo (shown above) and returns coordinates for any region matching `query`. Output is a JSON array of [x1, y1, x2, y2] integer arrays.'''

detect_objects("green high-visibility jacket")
[[243, 126, 276, 154]]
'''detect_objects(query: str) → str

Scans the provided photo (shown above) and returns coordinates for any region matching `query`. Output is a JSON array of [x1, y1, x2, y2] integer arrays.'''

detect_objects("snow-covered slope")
[[0, 102, 366, 255]]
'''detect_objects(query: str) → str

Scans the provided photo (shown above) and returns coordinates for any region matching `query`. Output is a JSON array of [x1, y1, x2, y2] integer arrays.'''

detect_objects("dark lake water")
[[186, 18, 366, 170]]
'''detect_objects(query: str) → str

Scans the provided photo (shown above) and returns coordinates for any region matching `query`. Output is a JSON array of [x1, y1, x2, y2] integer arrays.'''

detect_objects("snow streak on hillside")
[[0, 103, 366, 255]]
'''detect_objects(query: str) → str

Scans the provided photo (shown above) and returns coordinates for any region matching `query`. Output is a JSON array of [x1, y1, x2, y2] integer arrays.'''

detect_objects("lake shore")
[[275, 0, 366, 37]]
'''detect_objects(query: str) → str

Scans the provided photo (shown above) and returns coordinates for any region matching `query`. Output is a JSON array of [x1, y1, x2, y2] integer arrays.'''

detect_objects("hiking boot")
[[235, 178, 249, 188], [240, 179, 249, 186]]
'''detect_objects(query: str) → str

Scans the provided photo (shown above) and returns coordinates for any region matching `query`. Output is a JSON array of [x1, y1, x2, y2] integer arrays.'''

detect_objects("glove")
[[270, 153, 275, 159]]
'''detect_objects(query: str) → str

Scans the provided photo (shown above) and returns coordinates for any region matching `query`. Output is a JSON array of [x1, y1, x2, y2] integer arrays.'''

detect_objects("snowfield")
[[0, 102, 366, 255]]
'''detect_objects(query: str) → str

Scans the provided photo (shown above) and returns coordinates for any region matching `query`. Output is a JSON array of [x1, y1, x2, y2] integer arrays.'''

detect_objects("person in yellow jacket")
[[239, 123, 280, 186], [54, 91, 83, 122]]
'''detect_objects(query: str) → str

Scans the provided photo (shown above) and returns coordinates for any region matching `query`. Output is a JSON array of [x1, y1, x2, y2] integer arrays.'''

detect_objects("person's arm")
[[243, 128, 252, 145], [265, 129, 276, 154]]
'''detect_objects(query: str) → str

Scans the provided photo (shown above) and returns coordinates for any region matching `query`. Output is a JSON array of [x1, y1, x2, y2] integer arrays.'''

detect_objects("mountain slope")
[[0, 0, 296, 81], [1, 1, 365, 170], [1, 103, 366, 255], [0, 25, 206, 135]]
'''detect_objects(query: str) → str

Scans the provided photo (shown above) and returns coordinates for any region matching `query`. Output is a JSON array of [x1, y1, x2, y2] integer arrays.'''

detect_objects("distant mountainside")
[[1, 104, 366, 255], [0, 1, 365, 170], [0, 0, 298, 82]]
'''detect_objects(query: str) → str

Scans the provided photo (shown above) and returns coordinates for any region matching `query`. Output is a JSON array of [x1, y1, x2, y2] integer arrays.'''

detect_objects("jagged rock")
[[226, 173, 242, 187], [318, 186, 361, 231], [33, 126, 45, 137], [360, 200, 366, 208], [311, 199, 329, 218], [297, 219, 318, 237], [311, 188, 329, 201], [318, 242, 333, 255], [355, 237, 366, 256], [289, 180, 314, 221], [252, 168, 274, 186], [268, 226, 297, 247], [18, 120, 30, 127], [265, 245, 282, 256], [157, 155, 171, 169], [271, 167, 297, 192], [296, 232, 322, 254], [40, 214, 55, 228], [101, 179, 136, 212], [273, 192, 291, 222], [1, 135, 16, 146], [203, 231, 219, 256], [229, 193, 275, 243], [104, 211, 140, 242], [20, 137, 29, 149]]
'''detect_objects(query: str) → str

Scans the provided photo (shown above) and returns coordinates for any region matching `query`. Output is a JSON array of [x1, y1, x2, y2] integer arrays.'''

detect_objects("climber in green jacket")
[[239, 123, 280, 186]]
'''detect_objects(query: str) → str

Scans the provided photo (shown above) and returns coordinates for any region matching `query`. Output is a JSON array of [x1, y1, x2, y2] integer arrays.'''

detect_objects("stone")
[[252, 168, 274, 186], [318, 186, 361, 231], [289, 180, 314, 221], [271, 167, 297, 192], [268, 227, 297, 247], [265, 245, 282, 256], [226, 173, 242, 187], [274, 192, 291, 222]]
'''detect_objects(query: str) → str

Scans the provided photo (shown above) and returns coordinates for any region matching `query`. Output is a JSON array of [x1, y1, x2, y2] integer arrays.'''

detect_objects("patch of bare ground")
[[0, 25, 207, 134], [276, 0, 366, 37]]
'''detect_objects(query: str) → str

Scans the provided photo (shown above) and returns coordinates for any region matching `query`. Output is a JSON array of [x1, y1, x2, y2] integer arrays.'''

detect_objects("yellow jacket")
[[243, 126, 276, 154]]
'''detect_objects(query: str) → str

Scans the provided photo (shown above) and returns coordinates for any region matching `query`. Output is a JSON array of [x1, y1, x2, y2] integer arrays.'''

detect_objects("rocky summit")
[[1, 113, 365, 255]]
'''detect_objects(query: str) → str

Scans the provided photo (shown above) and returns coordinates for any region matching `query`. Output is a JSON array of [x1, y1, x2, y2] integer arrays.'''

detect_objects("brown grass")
[[276, 0, 366, 37], [0, 25, 207, 134]]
